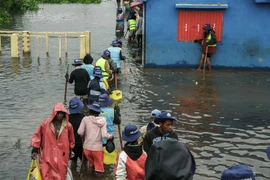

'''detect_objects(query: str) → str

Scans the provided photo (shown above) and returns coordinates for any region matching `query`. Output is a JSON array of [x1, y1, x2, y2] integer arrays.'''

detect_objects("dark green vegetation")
[[38, 0, 101, 3], [0, 0, 39, 24], [0, 0, 101, 25]]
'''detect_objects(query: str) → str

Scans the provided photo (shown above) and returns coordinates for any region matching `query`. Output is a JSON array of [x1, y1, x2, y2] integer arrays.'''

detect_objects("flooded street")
[[0, 2, 270, 180]]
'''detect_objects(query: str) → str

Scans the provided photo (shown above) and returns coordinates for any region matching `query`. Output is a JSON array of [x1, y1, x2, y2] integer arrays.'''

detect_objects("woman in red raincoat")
[[30, 102, 75, 180]]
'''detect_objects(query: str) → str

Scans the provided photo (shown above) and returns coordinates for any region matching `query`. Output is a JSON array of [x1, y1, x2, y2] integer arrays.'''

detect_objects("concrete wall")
[[144, 0, 270, 68]]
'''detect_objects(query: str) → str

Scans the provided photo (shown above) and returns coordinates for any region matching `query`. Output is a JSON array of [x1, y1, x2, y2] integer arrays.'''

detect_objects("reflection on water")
[[0, 2, 270, 180]]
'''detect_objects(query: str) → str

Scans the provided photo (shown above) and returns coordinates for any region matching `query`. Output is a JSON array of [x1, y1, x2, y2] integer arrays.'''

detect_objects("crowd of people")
[[28, 2, 267, 180]]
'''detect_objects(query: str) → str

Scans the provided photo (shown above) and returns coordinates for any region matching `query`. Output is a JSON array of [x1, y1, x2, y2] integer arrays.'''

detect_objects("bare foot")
[[196, 68, 201, 71]]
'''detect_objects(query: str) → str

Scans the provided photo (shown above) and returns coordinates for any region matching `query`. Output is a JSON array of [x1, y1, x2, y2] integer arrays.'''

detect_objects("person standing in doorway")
[[67, 59, 90, 105], [30, 102, 75, 180], [143, 111, 178, 154], [194, 24, 217, 71]]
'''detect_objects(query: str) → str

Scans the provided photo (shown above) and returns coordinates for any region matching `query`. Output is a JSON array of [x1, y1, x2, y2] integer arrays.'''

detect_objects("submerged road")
[[0, 2, 270, 180]]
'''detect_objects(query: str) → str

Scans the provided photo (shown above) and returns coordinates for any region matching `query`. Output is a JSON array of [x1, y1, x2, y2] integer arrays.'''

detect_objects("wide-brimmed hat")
[[98, 93, 113, 107], [150, 109, 161, 118], [221, 164, 255, 180], [72, 59, 83, 66], [122, 124, 141, 142], [267, 146, 270, 160], [93, 69, 103, 78], [101, 50, 110, 58], [87, 102, 103, 113], [154, 111, 176, 124], [110, 40, 119, 47], [68, 97, 84, 114], [203, 24, 212, 30]]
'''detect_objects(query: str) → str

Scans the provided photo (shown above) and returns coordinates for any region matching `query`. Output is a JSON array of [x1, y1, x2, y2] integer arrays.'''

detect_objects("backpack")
[[145, 139, 196, 180]]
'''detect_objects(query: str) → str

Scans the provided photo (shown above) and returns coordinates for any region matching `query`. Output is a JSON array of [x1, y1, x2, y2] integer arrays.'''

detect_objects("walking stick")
[[114, 73, 118, 90], [124, 60, 127, 80], [64, 64, 69, 103], [117, 124, 123, 150], [202, 46, 208, 80], [79, 137, 85, 177]]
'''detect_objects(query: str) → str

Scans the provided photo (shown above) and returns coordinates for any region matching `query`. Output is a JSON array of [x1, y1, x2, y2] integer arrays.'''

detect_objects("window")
[[177, 11, 224, 42]]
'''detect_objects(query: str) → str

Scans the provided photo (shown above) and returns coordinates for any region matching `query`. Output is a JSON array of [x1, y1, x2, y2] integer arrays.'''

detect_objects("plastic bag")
[[27, 159, 42, 180], [103, 147, 118, 165], [106, 139, 115, 153], [65, 167, 74, 180]]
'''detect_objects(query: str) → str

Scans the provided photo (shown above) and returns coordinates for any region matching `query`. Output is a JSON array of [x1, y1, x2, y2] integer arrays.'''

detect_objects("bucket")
[[109, 90, 122, 101]]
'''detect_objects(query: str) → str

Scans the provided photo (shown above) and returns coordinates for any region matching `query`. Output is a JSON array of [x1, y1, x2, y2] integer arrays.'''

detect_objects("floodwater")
[[0, 2, 270, 180]]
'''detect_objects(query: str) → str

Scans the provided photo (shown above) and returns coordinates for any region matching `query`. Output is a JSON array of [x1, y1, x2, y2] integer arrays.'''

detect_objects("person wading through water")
[[88, 67, 108, 105], [67, 59, 90, 105], [114, 124, 147, 179], [194, 24, 217, 71], [77, 103, 114, 178], [30, 103, 75, 180], [68, 97, 87, 171], [138, 109, 161, 145], [143, 111, 178, 154], [108, 40, 126, 75], [81, 54, 94, 80]]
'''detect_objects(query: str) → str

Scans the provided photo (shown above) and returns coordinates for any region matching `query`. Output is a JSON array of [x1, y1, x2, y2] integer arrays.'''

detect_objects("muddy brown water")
[[0, 2, 270, 180]]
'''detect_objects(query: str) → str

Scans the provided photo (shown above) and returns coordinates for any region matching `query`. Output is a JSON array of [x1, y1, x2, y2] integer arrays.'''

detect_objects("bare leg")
[[197, 54, 205, 71], [207, 57, 211, 71]]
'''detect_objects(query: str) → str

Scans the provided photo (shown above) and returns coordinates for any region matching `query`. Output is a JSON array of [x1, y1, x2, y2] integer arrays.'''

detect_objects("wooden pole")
[[202, 46, 208, 80], [11, 33, 19, 58], [117, 124, 123, 150]]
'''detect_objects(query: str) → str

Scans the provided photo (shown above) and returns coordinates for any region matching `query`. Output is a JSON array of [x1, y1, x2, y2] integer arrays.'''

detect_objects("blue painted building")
[[141, 0, 270, 68]]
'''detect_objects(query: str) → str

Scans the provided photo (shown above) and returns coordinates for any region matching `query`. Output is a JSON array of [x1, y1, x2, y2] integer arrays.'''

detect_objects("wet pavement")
[[0, 2, 270, 180]]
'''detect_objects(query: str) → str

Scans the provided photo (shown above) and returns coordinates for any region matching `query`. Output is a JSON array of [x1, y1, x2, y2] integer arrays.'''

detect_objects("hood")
[[124, 144, 143, 161], [48, 102, 69, 123], [90, 116, 106, 127]]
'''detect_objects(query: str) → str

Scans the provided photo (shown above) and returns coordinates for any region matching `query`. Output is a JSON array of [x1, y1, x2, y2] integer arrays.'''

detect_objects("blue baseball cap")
[[72, 59, 82, 66], [87, 102, 103, 113], [150, 109, 161, 118], [122, 124, 141, 142], [221, 164, 255, 180], [154, 111, 177, 124], [68, 97, 84, 114]]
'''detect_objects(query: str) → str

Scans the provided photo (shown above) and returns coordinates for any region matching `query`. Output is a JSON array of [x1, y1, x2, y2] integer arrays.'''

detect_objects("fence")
[[0, 31, 91, 59]]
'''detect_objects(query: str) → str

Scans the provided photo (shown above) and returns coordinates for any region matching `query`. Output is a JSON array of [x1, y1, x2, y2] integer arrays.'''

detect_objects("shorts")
[[203, 53, 212, 58], [128, 30, 136, 37], [83, 149, 104, 172]]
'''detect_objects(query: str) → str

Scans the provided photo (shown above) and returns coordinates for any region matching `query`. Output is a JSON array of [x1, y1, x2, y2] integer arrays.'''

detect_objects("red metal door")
[[178, 11, 223, 41]]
